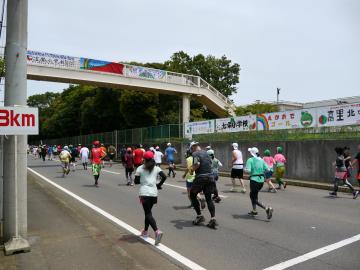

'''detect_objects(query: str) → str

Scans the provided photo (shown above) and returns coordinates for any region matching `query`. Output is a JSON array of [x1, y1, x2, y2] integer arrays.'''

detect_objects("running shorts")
[[190, 175, 215, 195], [265, 170, 273, 179], [186, 181, 193, 189], [108, 154, 115, 160], [275, 166, 285, 179], [139, 196, 157, 205], [92, 164, 102, 176], [125, 167, 134, 174], [231, 168, 243, 179]]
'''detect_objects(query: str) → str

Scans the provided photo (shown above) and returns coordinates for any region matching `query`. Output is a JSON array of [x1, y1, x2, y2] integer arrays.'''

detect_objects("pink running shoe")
[[155, 230, 163, 245], [140, 230, 149, 238]]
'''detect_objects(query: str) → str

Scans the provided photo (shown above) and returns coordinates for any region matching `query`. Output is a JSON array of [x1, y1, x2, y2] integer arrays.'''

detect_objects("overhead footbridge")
[[26, 50, 236, 122]]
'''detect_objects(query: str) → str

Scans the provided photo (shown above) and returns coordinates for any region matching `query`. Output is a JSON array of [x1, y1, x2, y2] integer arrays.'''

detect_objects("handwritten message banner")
[[184, 120, 215, 138], [215, 115, 256, 133], [126, 66, 166, 81], [316, 103, 360, 127], [27, 50, 79, 69]]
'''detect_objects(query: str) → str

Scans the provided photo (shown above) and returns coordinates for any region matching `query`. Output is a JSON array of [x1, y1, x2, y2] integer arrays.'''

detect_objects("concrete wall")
[[179, 140, 360, 183]]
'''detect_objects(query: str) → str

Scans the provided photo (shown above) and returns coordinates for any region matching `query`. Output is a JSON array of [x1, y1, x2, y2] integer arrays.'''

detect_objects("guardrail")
[[26, 50, 234, 108]]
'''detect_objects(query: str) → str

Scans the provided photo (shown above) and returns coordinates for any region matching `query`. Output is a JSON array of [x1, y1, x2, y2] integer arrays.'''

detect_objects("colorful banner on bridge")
[[215, 115, 257, 133], [27, 50, 79, 68], [257, 109, 317, 130], [80, 58, 124, 75], [126, 66, 166, 81], [316, 103, 360, 127], [184, 120, 215, 138]]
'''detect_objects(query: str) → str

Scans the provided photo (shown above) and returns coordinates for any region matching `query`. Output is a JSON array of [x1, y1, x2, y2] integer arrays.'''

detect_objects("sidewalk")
[[0, 173, 182, 270]]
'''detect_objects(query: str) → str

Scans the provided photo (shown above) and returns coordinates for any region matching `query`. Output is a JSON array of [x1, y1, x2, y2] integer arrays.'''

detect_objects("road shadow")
[[322, 195, 353, 200], [173, 205, 192, 211], [28, 164, 60, 169], [116, 234, 145, 244], [82, 184, 97, 188], [232, 214, 269, 223], [170, 219, 195, 230]]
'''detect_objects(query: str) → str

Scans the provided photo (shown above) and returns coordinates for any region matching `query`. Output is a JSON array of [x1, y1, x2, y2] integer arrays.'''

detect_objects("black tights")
[[141, 197, 158, 232], [333, 178, 355, 193], [94, 174, 100, 184], [190, 190, 215, 218], [250, 181, 266, 211]]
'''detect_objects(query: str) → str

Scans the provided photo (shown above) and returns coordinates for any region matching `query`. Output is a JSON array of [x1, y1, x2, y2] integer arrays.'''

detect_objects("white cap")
[[205, 145, 212, 150], [248, 147, 259, 158], [155, 146, 160, 150], [189, 141, 199, 148], [167, 142, 171, 146], [232, 143, 238, 150]]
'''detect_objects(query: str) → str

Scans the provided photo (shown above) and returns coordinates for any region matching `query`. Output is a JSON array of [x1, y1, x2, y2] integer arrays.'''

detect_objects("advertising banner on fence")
[[184, 120, 215, 138], [27, 50, 79, 69], [215, 115, 257, 133], [0, 107, 39, 135], [316, 103, 360, 127], [257, 109, 317, 130], [126, 66, 166, 81], [80, 58, 124, 75]]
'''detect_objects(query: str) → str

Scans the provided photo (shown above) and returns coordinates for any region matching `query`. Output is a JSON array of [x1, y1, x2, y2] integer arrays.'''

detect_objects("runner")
[[190, 142, 217, 229], [133, 144, 145, 170], [124, 147, 135, 186], [329, 147, 359, 199], [32, 145, 38, 159], [263, 149, 277, 193], [120, 145, 127, 166], [91, 141, 107, 187], [230, 143, 246, 193], [344, 147, 352, 179], [165, 143, 177, 178], [274, 146, 287, 190], [207, 149, 223, 203], [59, 146, 71, 178], [154, 146, 164, 167], [52, 145, 58, 157], [245, 147, 274, 219], [134, 151, 166, 245], [47, 145, 53, 160], [69, 145, 78, 172], [183, 149, 196, 207], [352, 144, 360, 186], [100, 144, 107, 167], [80, 145, 90, 170], [108, 144, 117, 167], [40, 145, 47, 162]]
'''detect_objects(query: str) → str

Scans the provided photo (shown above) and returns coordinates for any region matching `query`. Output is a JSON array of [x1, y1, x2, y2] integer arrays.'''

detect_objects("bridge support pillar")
[[182, 94, 190, 123]]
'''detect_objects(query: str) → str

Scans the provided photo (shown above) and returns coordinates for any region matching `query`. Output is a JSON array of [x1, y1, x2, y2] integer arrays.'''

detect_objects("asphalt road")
[[28, 158, 360, 270]]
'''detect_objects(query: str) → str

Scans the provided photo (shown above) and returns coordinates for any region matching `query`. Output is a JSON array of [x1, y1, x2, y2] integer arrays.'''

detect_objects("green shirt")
[[245, 157, 268, 183]]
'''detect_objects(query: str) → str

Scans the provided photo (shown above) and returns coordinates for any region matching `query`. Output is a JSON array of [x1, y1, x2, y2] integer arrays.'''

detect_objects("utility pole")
[[276, 88, 280, 104], [3, 0, 30, 255]]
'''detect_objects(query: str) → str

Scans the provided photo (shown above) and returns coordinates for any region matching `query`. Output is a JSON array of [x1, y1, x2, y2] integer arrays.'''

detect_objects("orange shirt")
[[92, 148, 106, 164]]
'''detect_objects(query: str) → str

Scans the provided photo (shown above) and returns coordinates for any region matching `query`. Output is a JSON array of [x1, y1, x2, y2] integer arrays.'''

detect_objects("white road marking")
[[102, 169, 228, 198], [263, 234, 360, 270], [28, 167, 206, 270]]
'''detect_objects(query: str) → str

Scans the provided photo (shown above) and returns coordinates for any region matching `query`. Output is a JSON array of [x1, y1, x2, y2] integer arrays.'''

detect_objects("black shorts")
[[139, 196, 158, 205], [231, 168, 243, 179], [190, 175, 215, 195], [108, 154, 115, 160], [125, 168, 134, 174]]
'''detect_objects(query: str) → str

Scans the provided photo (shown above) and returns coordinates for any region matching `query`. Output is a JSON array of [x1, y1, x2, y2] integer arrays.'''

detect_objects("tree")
[[27, 92, 60, 109], [235, 103, 279, 116]]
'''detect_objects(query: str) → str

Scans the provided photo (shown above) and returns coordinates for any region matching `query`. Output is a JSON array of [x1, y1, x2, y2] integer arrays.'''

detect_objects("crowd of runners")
[[28, 141, 360, 245]]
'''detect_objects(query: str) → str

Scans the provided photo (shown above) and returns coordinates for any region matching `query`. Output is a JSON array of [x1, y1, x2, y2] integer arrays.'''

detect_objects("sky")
[[26, 0, 360, 105]]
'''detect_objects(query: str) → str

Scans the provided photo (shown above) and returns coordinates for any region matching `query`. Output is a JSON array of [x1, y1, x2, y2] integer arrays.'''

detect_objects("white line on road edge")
[[263, 234, 360, 270], [102, 169, 228, 198], [27, 167, 206, 270]]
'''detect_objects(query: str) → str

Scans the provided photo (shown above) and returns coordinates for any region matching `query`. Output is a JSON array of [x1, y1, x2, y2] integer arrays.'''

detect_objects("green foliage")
[[27, 92, 60, 109], [235, 103, 279, 116], [0, 57, 5, 76]]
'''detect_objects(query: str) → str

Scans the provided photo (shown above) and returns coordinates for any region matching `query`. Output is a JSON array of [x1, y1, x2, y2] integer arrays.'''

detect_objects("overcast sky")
[[27, 0, 360, 105]]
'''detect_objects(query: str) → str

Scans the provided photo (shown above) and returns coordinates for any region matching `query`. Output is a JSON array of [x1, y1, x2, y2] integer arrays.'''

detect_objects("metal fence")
[[37, 124, 183, 148]]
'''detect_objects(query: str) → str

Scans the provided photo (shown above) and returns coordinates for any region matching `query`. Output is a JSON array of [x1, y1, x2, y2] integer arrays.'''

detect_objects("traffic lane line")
[[102, 169, 228, 198], [27, 167, 206, 270], [263, 234, 360, 270]]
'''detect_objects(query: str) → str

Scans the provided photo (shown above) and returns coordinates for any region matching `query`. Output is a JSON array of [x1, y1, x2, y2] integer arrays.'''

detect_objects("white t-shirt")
[[135, 165, 162, 197], [154, 151, 164, 164], [80, 147, 90, 157], [232, 149, 244, 169]]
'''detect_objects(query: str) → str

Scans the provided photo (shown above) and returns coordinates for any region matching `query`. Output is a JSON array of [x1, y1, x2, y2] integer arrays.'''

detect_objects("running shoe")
[[130, 183, 134, 186], [207, 219, 217, 229], [270, 189, 277, 193], [353, 191, 359, 199], [173, 173, 176, 178], [154, 230, 163, 245], [266, 207, 274, 220], [200, 198, 206, 209], [241, 188, 246, 193], [248, 210, 258, 217], [140, 230, 149, 238], [329, 192, 337, 197], [213, 196, 221, 203], [193, 215, 205, 225]]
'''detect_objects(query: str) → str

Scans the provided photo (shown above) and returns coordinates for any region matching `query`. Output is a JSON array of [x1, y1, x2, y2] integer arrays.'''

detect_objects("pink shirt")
[[274, 154, 286, 165], [263, 156, 275, 168]]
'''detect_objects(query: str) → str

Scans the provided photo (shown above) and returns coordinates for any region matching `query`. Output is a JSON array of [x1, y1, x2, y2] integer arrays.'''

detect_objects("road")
[[28, 158, 360, 270]]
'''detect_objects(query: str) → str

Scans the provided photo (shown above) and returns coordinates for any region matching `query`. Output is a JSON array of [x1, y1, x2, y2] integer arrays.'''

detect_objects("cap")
[[277, 146, 283, 153], [167, 142, 171, 146], [232, 143, 238, 150], [63, 146, 69, 150], [155, 146, 160, 150], [143, 151, 154, 160], [207, 149, 214, 156], [264, 149, 271, 156], [189, 141, 199, 148], [205, 145, 212, 150], [248, 147, 259, 157], [93, 140, 100, 146]]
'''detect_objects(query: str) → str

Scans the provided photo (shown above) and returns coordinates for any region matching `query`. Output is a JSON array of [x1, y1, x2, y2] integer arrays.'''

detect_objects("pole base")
[[4, 236, 30, 255]]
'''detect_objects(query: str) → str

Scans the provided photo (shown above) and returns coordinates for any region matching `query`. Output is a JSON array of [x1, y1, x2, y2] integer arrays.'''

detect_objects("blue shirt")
[[165, 147, 176, 162]]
